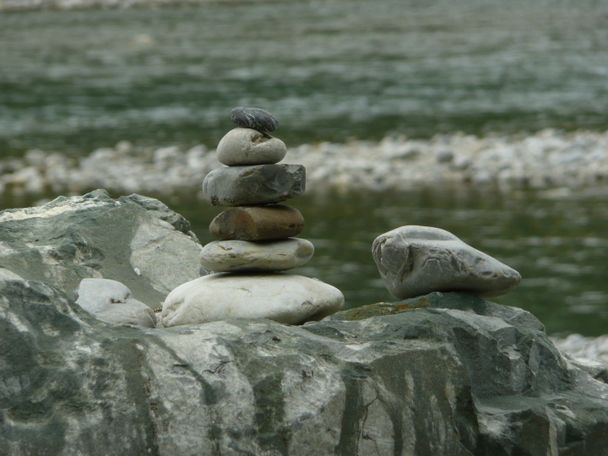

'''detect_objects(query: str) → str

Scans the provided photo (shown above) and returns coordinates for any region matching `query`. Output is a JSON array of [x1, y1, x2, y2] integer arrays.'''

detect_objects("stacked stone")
[[160, 107, 344, 327], [201, 107, 312, 273]]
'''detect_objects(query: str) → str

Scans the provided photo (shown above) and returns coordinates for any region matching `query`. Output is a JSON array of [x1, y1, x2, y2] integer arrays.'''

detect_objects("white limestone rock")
[[76, 278, 156, 328], [217, 128, 286, 166], [372, 225, 521, 299], [201, 238, 314, 272], [161, 273, 344, 326]]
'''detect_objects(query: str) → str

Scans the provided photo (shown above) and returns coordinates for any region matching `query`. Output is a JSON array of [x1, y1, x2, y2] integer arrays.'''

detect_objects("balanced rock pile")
[[161, 107, 344, 327]]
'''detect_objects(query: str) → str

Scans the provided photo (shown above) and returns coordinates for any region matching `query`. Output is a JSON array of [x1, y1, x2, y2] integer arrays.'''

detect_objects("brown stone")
[[209, 205, 304, 241]]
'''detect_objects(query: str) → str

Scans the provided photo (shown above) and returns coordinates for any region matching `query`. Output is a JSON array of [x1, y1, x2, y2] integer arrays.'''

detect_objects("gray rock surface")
[[161, 273, 344, 326], [201, 238, 314, 272], [209, 205, 304, 241], [230, 106, 278, 133], [2, 283, 607, 455], [76, 278, 156, 327], [217, 128, 286, 166], [0, 267, 23, 281], [202, 164, 306, 206], [0, 189, 202, 310], [373, 225, 521, 299]]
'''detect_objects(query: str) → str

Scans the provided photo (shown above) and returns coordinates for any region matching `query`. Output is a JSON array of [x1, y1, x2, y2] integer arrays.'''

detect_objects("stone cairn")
[[160, 107, 344, 327]]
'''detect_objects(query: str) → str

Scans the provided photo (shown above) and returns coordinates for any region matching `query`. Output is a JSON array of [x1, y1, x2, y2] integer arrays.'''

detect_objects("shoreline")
[[1, 129, 607, 199]]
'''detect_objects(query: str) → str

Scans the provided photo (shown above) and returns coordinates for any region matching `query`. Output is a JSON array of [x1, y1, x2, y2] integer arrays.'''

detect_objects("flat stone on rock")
[[217, 128, 286, 166], [209, 205, 304, 241], [201, 238, 313, 272], [202, 164, 305, 206], [230, 106, 278, 133], [161, 273, 344, 326], [372, 225, 521, 299], [76, 278, 156, 327]]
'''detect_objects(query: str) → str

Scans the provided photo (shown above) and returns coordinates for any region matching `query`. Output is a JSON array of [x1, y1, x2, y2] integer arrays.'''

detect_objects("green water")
[[160, 187, 608, 337], [1, 185, 607, 336], [1, 0, 608, 154]]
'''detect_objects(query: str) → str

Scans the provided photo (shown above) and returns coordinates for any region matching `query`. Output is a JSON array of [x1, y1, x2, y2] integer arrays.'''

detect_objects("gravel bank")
[[553, 335, 608, 381], [1, 129, 607, 198]]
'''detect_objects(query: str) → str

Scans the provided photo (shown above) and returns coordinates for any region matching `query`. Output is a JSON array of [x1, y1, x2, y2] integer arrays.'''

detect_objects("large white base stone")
[[161, 273, 344, 326]]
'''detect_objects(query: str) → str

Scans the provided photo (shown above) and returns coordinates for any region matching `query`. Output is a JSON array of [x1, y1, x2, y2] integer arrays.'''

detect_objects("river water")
[[1, 0, 607, 335], [160, 187, 608, 337], [1, 0, 608, 154]]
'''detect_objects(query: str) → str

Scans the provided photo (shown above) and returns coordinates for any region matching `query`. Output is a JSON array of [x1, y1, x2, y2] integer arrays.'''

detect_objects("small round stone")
[[230, 107, 279, 133], [217, 128, 286, 166]]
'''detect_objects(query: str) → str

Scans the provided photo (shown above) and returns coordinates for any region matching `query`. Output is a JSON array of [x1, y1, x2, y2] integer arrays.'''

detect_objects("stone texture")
[[209, 205, 304, 241], [76, 278, 156, 327], [217, 128, 286, 166], [2, 281, 608, 455], [161, 273, 344, 326], [230, 106, 278, 133], [200, 238, 313, 272], [0, 267, 23, 281], [372, 225, 521, 299], [0, 189, 203, 310], [202, 164, 305, 206]]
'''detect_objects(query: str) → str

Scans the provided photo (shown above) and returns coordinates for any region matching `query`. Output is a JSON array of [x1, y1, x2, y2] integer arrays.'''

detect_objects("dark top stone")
[[230, 106, 279, 133]]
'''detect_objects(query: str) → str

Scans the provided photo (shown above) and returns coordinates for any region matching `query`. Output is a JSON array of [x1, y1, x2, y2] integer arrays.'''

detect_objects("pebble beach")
[[2, 129, 607, 198]]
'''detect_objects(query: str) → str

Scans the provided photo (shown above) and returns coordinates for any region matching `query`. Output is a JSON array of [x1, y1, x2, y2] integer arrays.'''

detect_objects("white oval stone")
[[76, 278, 156, 328], [201, 238, 314, 272], [217, 127, 287, 166], [161, 273, 344, 326]]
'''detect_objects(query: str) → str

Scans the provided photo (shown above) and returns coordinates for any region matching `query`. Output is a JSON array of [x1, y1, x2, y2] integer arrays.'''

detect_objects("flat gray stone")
[[76, 278, 156, 327], [202, 164, 305, 206], [217, 128, 286, 166], [372, 225, 521, 299], [201, 238, 313, 272], [161, 273, 344, 326], [230, 106, 278, 133]]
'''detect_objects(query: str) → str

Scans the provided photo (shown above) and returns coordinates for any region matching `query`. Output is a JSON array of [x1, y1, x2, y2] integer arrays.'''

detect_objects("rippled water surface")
[[155, 187, 608, 337], [1, 0, 608, 154]]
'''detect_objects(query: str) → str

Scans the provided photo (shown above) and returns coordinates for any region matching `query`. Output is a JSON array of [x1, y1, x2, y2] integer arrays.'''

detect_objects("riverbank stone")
[[201, 238, 313, 272], [202, 164, 305, 206], [0, 189, 202, 307], [75, 278, 156, 327], [372, 225, 521, 299], [161, 273, 344, 326], [230, 106, 278, 133], [209, 205, 304, 241], [217, 128, 286, 166]]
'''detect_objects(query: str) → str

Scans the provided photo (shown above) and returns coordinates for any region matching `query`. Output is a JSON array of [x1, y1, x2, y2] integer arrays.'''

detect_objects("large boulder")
[[0, 189, 202, 310], [1, 272, 607, 455]]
